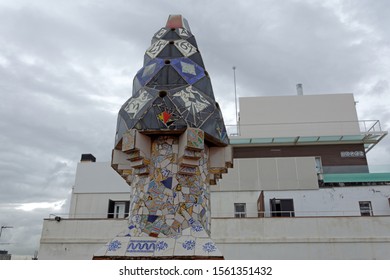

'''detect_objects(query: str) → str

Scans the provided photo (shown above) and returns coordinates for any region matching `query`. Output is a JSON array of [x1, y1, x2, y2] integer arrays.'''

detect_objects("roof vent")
[[80, 154, 96, 162]]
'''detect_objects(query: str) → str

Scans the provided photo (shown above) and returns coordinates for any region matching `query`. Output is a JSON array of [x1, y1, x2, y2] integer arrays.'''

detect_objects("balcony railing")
[[225, 120, 387, 152], [226, 119, 385, 137], [47, 209, 390, 221]]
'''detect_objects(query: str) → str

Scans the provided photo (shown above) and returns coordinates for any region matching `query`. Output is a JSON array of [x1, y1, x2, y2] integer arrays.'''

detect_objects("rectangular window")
[[359, 201, 373, 216], [270, 199, 295, 217], [234, 203, 246, 218], [107, 200, 130, 219]]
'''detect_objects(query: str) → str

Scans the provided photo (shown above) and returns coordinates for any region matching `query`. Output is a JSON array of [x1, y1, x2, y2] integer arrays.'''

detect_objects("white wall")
[[73, 162, 130, 193], [212, 216, 390, 259], [69, 162, 131, 218], [39, 216, 390, 260], [263, 185, 390, 217], [211, 191, 261, 218], [211, 185, 390, 218], [239, 94, 360, 138], [39, 219, 126, 260], [69, 192, 130, 218]]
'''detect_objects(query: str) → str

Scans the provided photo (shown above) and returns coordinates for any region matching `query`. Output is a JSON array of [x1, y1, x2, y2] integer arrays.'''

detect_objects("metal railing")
[[225, 119, 385, 137], [47, 209, 390, 220], [229, 209, 390, 218]]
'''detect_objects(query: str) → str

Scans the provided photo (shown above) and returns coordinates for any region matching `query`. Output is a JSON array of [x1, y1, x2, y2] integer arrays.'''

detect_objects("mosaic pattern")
[[186, 127, 204, 150], [182, 240, 196, 250], [155, 241, 168, 251], [128, 240, 158, 253], [108, 240, 122, 252], [115, 15, 228, 147], [99, 15, 232, 260], [126, 135, 211, 238], [203, 242, 217, 253]]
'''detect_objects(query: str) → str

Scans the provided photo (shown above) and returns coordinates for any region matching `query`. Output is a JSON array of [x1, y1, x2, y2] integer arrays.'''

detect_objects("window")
[[107, 200, 130, 218], [270, 199, 295, 217], [234, 203, 246, 218], [359, 201, 373, 216], [114, 202, 126, 218]]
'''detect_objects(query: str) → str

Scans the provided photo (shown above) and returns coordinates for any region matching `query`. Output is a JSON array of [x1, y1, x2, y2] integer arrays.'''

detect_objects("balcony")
[[226, 120, 387, 152]]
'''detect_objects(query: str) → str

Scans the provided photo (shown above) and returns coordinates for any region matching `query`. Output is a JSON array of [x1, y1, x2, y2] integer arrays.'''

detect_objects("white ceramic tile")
[[125, 237, 156, 258], [174, 236, 195, 256], [190, 224, 209, 238], [153, 238, 175, 257], [194, 238, 222, 257], [106, 236, 129, 256], [181, 227, 191, 236]]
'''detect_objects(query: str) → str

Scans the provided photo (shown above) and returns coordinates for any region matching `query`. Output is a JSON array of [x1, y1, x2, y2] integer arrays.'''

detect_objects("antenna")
[[233, 66, 238, 125]]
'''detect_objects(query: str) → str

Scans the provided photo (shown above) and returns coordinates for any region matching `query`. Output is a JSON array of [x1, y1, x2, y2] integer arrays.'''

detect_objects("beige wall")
[[212, 157, 319, 192], [238, 94, 360, 138]]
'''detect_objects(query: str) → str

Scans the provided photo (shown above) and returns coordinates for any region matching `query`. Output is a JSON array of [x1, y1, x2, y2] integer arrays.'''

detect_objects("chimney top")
[[80, 154, 96, 162]]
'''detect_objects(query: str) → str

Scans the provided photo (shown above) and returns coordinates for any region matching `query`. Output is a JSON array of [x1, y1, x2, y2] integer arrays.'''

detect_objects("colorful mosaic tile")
[[124, 135, 211, 240], [186, 128, 204, 150], [122, 129, 136, 152], [102, 15, 234, 259]]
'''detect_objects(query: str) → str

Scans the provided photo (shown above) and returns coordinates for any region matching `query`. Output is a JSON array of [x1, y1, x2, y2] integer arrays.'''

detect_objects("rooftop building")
[[39, 92, 390, 260]]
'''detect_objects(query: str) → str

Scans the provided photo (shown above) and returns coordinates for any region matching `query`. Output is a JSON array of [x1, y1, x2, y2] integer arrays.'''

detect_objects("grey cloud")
[[0, 0, 389, 256]]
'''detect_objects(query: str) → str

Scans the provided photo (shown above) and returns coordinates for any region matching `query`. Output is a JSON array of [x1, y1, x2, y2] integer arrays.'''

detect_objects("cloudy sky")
[[0, 0, 389, 256]]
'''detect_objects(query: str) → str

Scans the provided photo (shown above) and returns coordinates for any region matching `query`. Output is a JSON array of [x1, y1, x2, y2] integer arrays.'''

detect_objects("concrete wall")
[[212, 157, 318, 192], [212, 216, 390, 260], [39, 216, 390, 260], [211, 190, 261, 218], [39, 219, 126, 260], [239, 94, 360, 138]]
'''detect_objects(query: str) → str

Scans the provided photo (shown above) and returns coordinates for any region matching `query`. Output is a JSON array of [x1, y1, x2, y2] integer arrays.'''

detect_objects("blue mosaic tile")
[[155, 241, 168, 251], [202, 242, 217, 253], [147, 215, 158, 223], [108, 240, 122, 252], [127, 240, 156, 253], [191, 222, 203, 232], [182, 240, 196, 250], [161, 177, 173, 189]]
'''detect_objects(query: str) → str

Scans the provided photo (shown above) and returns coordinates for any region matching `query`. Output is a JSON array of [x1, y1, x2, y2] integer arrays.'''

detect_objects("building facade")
[[39, 93, 390, 260]]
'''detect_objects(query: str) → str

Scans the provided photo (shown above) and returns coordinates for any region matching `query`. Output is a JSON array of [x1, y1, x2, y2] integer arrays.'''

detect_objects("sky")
[[0, 0, 390, 256]]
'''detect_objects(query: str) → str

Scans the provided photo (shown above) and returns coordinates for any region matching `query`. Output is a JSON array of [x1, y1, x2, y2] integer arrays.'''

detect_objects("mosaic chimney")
[[93, 15, 232, 260]]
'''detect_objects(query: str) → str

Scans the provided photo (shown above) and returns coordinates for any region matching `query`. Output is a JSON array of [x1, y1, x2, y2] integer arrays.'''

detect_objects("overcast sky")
[[0, 0, 390, 256]]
